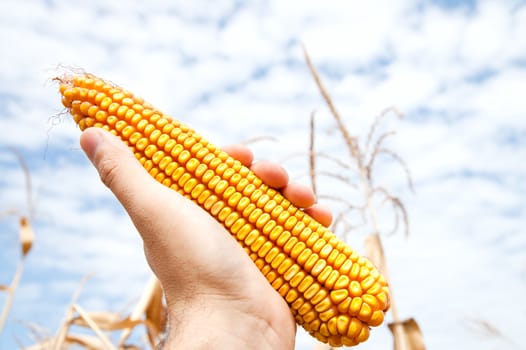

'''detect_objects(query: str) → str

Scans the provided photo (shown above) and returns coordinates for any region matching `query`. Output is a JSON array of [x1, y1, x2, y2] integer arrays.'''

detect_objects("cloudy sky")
[[1, 0, 525, 349]]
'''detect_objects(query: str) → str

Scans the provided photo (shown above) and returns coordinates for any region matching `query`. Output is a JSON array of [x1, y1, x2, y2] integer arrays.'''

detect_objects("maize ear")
[[57, 73, 390, 347]]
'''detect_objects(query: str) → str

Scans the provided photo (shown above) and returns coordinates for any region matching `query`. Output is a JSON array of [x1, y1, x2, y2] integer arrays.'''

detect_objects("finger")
[[304, 204, 333, 227], [250, 160, 289, 189], [222, 144, 254, 167], [281, 183, 316, 208]]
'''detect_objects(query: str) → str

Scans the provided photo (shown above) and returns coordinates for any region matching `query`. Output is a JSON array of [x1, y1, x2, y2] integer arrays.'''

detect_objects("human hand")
[[80, 128, 332, 350]]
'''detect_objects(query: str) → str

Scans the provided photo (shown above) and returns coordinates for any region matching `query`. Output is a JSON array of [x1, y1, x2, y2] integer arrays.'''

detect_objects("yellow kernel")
[[362, 294, 380, 310], [298, 302, 312, 316], [297, 248, 312, 265], [298, 275, 314, 293], [317, 266, 332, 284], [318, 323, 330, 337], [304, 282, 321, 300], [336, 315, 350, 336], [290, 241, 306, 259], [262, 220, 276, 236], [276, 230, 291, 247], [264, 247, 280, 264], [290, 221, 306, 236], [376, 292, 389, 310], [334, 275, 350, 290], [339, 260, 353, 274], [356, 325, 370, 343], [220, 205, 234, 221], [314, 296, 332, 313], [325, 270, 340, 289], [329, 289, 348, 304], [302, 310, 317, 323], [350, 263, 361, 279], [244, 230, 259, 246], [285, 289, 299, 303], [255, 213, 270, 228], [342, 336, 358, 347], [289, 271, 305, 288], [250, 236, 266, 253], [236, 224, 252, 241], [347, 318, 363, 338], [311, 259, 327, 277], [328, 315, 340, 335], [270, 252, 286, 269], [230, 218, 246, 234], [361, 276, 376, 290], [271, 277, 284, 292], [276, 257, 293, 274], [337, 297, 351, 313], [366, 282, 382, 295], [257, 241, 272, 258], [283, 236, 298, 254], [350, 297, 362, 315], [322, 311, 338, 328], [349, 280, 362, 297], [304, 253, 319, 272], [311, 289, 328, 305], [283, 263, 300, 281]]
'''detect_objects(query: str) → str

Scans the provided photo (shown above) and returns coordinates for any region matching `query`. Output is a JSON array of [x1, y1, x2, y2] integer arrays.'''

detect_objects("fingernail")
[[80, 128, 104, 162]]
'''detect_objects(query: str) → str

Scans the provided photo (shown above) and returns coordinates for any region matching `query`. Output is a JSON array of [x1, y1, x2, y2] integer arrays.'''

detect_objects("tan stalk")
[[302, 44, 361, 164], [73, 304, 117, 350], [0, 260, 25, 336], [303, 45, 423, 349], [0, 151, 36, 337], [52, 274, 92, 350], [309, 111, 317, 195], [118, 274, 160, 347]]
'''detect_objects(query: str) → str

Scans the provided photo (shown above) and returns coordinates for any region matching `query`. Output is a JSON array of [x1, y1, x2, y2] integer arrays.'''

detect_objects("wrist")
[[164, 298, 291, 350]]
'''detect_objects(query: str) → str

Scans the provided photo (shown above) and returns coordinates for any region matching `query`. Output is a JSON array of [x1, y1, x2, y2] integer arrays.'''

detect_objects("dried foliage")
[[301, 45, 425, 349], [0, 150, 36, 338], [463, 318, 520, 348], [388, 318, 426, 350], [22, 274, 166, 349]]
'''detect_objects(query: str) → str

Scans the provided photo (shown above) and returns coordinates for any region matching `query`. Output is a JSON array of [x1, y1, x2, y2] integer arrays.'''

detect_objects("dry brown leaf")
[[73, 304, 117, 350], [25, 333, 107, 350], [119, 274, 160, 347], [364, 233, 387, 274], [72, 311, 143, 330], [388, 318, 426, 350], [19, 216, 34, 256], [0, 262, 25, 336], [145, 278, 166, 346], [65, 333, 107, 350], [52, 275, 92, 350]]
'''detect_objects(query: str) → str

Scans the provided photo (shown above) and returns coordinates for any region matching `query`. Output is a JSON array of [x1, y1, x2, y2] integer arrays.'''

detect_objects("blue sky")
[[1, 0, 525, 349]]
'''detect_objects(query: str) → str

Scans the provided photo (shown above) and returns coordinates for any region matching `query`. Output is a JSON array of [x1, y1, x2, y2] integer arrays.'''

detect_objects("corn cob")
[[57, 73, 390, 347]]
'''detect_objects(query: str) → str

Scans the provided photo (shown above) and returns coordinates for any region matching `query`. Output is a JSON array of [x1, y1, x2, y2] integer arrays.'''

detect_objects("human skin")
[[80, 128, 332, 349]]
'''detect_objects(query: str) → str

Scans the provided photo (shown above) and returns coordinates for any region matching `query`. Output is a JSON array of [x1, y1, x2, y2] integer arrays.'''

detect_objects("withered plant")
[[0, 149, 35, 338], [301, 45, 425, 350]]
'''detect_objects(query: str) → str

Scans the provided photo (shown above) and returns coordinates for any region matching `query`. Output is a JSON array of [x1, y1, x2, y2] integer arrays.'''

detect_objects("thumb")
[[79, 128, 167, 221]]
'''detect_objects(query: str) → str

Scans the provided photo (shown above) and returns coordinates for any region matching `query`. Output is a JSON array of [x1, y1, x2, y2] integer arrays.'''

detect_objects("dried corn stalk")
[[0, 150, 35, 337], [302, 45, 425, 350]]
